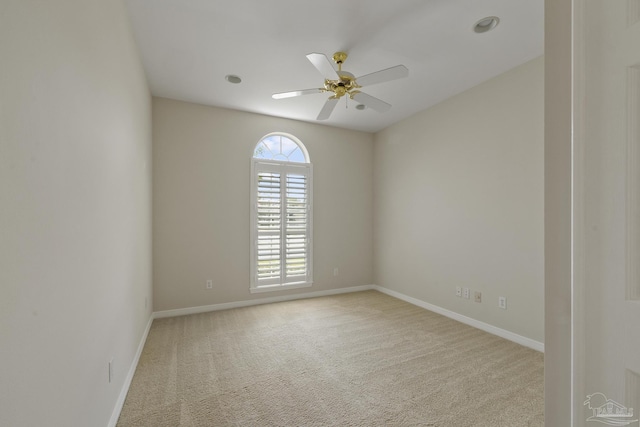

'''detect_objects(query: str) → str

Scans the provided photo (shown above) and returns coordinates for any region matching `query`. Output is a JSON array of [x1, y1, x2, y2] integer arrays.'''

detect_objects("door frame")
[[544, 0, 586, 425]]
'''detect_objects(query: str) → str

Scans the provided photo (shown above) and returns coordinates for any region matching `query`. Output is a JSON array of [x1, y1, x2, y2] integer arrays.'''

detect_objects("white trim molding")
[[372, 285, 545, 353], [107, 315, 154, 427], [153, 285, 374, 319], [152, 284, 543, 352]]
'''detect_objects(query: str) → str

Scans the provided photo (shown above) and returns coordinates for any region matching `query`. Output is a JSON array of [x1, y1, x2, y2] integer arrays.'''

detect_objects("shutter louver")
[[256, 171, 281, 284], [286, 173, 308, 279]]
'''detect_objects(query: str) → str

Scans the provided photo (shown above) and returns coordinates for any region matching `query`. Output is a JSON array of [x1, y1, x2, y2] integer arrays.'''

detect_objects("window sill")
[[250, 282, 313, 294]]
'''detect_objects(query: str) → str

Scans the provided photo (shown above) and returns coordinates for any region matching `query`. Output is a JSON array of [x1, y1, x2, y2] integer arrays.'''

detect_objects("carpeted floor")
[[117, 290, 543, 426]]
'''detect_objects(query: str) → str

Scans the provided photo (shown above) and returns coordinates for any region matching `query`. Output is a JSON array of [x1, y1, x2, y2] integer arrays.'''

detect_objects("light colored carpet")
[[117, 290, 543, 426]]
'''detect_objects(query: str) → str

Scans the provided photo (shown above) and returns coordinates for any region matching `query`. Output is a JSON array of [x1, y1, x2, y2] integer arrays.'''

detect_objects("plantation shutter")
[[256, 169, 282, 285], [252, 160, 312, 291], [285, 172, 308, 280]]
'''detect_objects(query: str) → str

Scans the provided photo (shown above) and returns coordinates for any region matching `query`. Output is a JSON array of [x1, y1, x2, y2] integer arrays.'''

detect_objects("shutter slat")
[[285, 172, 309, 281], [255, 171, 281, 281]]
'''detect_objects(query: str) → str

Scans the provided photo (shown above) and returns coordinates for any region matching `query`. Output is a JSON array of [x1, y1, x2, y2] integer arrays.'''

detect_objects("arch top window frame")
[[250, 132, 313, 293], [252, 132, 310, 164]]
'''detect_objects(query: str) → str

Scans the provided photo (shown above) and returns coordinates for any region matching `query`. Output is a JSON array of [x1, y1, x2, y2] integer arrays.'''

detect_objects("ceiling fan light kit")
[[272, 51, 408, 121]]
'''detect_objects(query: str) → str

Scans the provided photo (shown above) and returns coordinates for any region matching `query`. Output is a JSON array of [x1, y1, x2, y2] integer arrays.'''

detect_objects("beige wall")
[[373, 56, 544, 343], [0, 1, 152, 426], [152, 98, 373, 311]]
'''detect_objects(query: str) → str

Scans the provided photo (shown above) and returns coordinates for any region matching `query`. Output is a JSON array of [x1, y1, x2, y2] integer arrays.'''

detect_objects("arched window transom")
[[253, 134, 309, 163]]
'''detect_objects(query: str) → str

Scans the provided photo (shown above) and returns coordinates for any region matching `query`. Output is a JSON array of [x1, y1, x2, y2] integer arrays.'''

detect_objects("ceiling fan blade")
[[351, 91, 391, 113], [272, 88, 324, 99], [306, 53, 340, 80], [316, 96, 340, 120], [356, 65, 408, 87]]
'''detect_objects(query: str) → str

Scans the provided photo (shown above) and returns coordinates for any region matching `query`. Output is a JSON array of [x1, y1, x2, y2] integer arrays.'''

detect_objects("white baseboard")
[[153, 285, 375, 319], [152, 284, 543, 352], [372, 285, 544, 353], [107, 314, 154, 427]]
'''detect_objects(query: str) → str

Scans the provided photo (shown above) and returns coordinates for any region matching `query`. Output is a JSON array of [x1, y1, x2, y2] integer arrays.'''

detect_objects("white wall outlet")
[[108, 358, 114, 383], [463, 287, 470, 299], [474, 291, 482, 303], [455, 286, 462, 297], [333, 268, 339, 276], [206, 280, 213, 289], [498, 296, 507, 309]]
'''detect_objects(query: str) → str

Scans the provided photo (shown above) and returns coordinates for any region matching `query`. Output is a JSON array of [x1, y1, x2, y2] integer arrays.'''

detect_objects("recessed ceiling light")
[[225, 74, 242, 84], [355, 104, 366, 111], [473, 16, 500, 33]]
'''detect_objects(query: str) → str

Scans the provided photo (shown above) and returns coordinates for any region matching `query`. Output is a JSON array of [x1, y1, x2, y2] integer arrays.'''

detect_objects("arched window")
[[250, 133, 313, 292], [253, 133, 309, 163]]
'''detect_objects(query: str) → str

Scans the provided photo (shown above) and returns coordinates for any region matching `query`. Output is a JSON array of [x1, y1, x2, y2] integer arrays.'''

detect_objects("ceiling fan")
[[272, 52, 409, 120]]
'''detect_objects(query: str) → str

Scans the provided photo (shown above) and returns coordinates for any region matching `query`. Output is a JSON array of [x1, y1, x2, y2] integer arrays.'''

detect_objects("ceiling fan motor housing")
[[324, 71, 358, 98], [320, 51, 360, 98]]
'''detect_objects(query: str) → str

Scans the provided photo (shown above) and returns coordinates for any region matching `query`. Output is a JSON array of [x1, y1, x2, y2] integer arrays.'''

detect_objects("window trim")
[[250, 140, 313, 294]]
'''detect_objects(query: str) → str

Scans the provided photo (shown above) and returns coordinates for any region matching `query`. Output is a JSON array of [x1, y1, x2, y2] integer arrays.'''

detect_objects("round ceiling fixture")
[[225, 74, 242, 84], [473, 16, 500, 33], [355, 104, 366, 111]]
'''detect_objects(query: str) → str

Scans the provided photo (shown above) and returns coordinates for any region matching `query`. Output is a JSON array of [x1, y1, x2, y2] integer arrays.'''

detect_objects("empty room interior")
[[4, 0, 637, 426]]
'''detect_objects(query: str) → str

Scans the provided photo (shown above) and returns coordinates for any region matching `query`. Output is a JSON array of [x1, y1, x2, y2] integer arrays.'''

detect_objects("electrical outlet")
[[474, 291, 482, 303], [455, 286, 462, 297], [333, 268, 339, 276], [498, 296, 507, 309], [463, 288, 470, 299], [206, 280, 213, 289]]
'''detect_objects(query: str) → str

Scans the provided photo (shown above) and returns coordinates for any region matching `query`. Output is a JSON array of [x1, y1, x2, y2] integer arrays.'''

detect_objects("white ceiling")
[[125, 0, 543, 133]]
